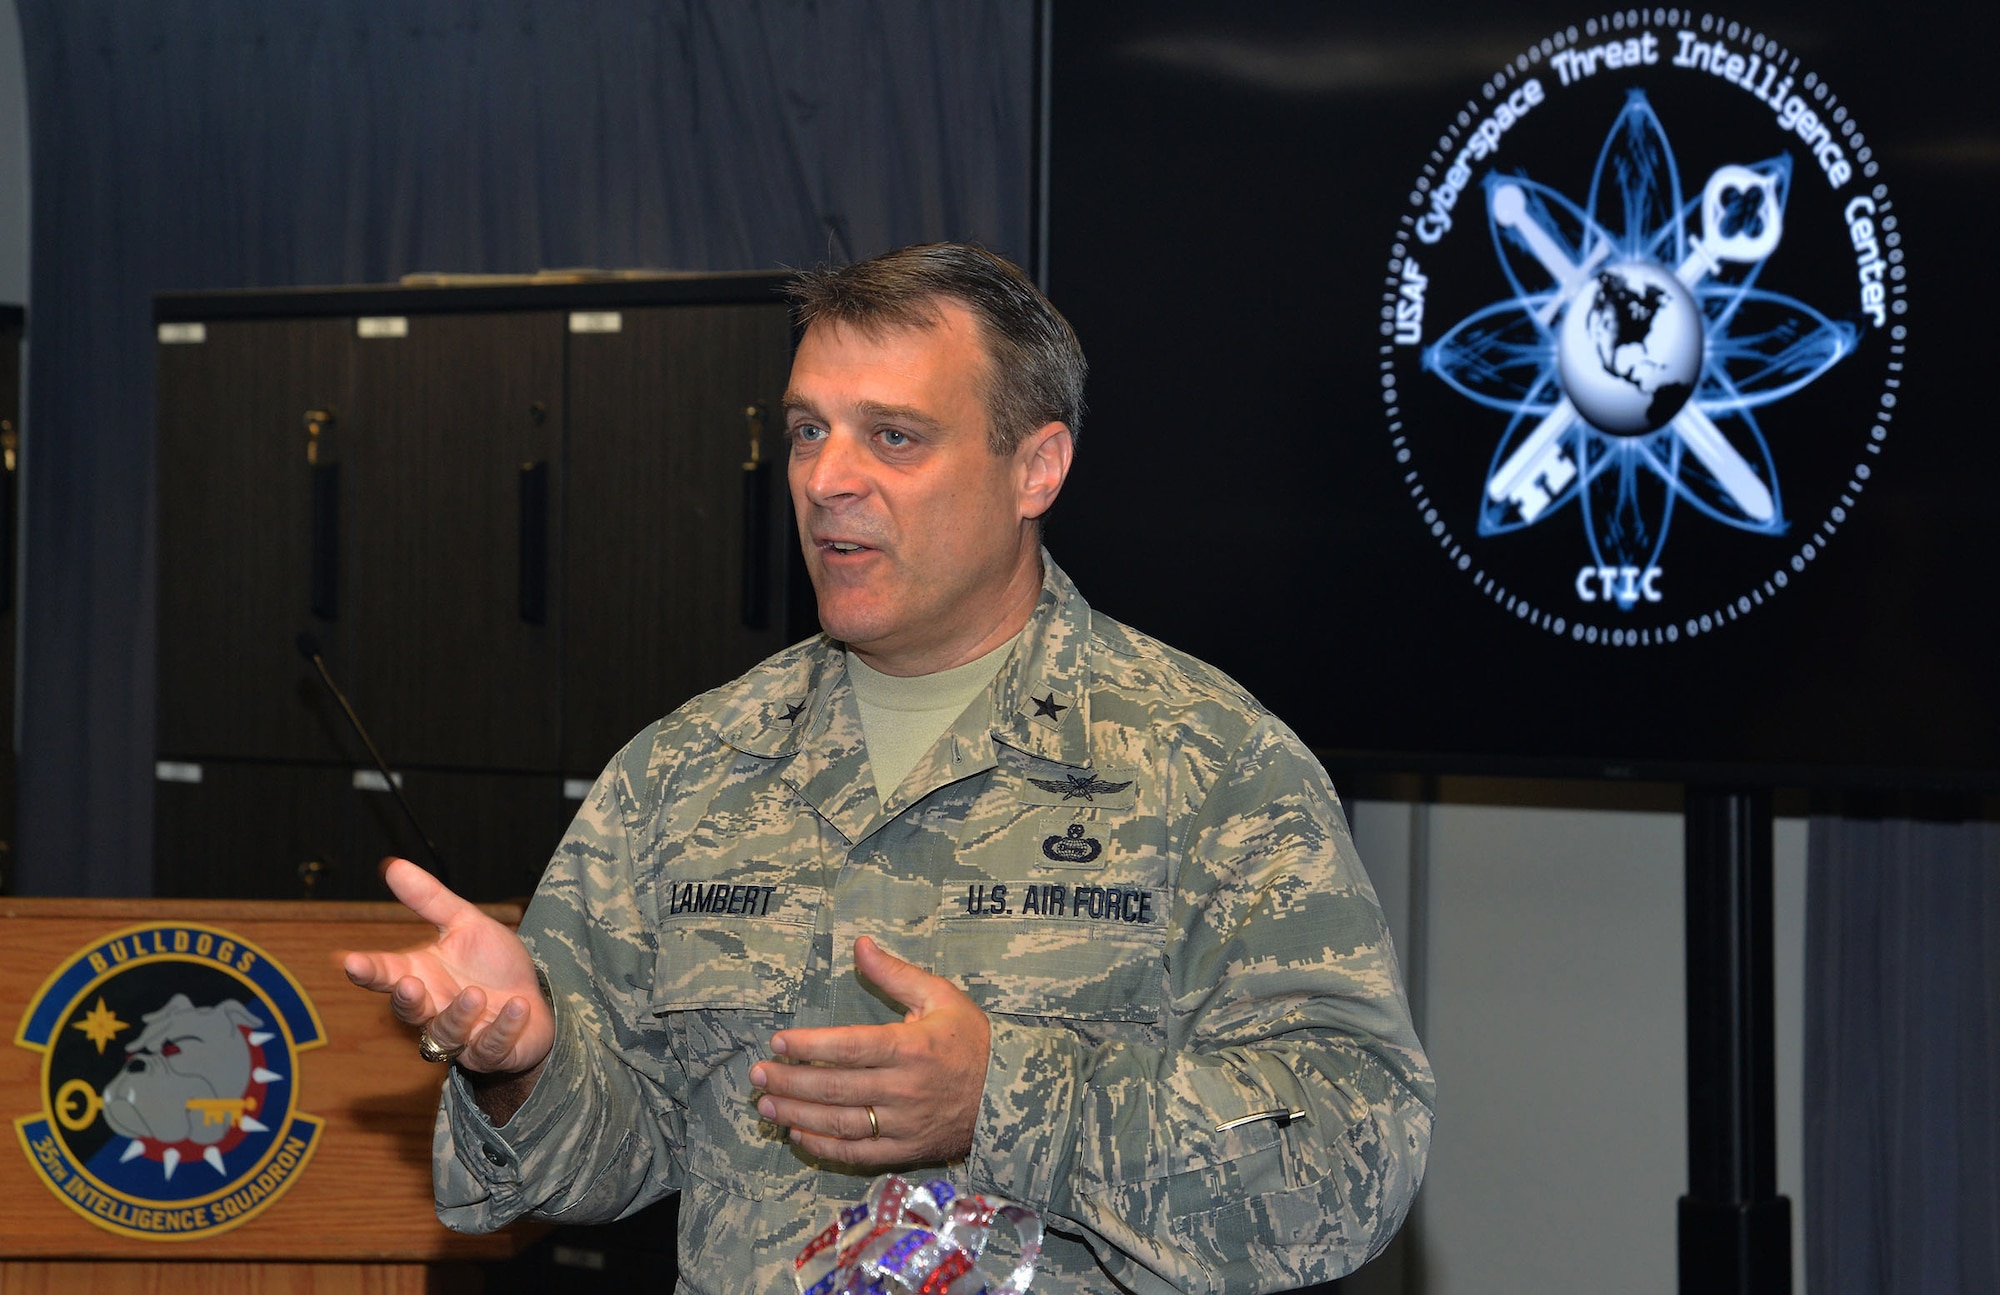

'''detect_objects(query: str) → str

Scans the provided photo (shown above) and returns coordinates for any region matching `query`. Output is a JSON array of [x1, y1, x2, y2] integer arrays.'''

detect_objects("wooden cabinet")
[[154, 278, 798, 900], [346, 310, 565, 770], [157, 316, 354, 764], [562, 303, 794, 769]]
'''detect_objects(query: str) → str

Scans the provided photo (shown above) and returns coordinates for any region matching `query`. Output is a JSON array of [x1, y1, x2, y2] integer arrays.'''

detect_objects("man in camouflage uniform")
[[344, 243, 1432, 1293]]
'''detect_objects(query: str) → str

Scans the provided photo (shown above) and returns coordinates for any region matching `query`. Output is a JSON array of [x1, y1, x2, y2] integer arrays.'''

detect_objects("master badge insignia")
[[1041, 823, 1102, 864]]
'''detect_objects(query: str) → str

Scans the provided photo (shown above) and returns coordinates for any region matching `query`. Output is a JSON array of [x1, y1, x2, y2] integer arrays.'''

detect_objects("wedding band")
[[416, 1031, 464, 1064], [865, 1105, 881, 1139]]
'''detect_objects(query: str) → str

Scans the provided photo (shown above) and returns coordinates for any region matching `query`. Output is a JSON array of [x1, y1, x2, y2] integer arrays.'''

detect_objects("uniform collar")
[[723, 551, 1093, 761], [987, 552, 1094, 770], [718, 552, 1097, 843]]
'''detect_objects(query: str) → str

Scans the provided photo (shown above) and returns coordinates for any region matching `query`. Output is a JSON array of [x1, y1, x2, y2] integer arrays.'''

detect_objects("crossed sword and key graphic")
[[1483, 165, 1784, 524]]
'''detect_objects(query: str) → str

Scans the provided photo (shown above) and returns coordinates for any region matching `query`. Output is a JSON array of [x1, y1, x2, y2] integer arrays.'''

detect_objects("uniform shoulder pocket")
[[937, 904, 1164, 1024]]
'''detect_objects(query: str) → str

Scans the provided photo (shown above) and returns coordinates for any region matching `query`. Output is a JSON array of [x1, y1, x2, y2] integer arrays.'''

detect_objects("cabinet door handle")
[[0, 420, 15, 618], [741, 404, 769, 630], [310, 462, 339, 621], [519, 459, 549, 625]]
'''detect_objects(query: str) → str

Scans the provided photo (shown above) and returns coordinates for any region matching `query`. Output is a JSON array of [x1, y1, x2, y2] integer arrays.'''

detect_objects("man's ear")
[[1015, 422, 1075, 521]]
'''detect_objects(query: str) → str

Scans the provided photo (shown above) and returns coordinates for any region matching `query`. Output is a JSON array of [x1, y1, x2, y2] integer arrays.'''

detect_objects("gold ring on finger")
[[865, 1104, 881, 1138], [417, 1031, 465, 1064]]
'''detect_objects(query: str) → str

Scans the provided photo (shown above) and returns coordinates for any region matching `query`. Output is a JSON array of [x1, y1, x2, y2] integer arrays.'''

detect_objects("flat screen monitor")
[[1043, 0, 1997, 788]]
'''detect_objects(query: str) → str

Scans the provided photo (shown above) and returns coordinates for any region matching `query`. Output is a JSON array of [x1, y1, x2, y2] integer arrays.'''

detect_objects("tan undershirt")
[[846, 636, 1020, 802]]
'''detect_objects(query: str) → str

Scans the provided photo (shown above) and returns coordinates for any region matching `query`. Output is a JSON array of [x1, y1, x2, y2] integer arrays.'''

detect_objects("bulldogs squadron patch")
[[12, 922, 326, 1240]]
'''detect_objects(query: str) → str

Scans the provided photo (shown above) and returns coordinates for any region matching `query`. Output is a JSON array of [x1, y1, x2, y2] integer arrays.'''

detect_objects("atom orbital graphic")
[[1423, 89, 1858, 610]]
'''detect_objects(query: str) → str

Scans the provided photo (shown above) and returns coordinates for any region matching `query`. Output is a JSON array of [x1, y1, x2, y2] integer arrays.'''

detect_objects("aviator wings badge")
[[1027, 772, 1134, 803]]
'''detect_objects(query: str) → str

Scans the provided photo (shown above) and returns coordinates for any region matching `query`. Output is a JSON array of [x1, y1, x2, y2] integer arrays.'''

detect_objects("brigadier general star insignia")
[[1028, 772, 1134, 802], [779, 700, 807, 724], [1031, 693, 1068, 720]]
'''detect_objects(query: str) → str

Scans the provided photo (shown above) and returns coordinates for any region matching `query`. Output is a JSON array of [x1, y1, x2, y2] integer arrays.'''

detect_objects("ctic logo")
[[13, 923, 325, 1239], [1381, 10, 1906, 647]]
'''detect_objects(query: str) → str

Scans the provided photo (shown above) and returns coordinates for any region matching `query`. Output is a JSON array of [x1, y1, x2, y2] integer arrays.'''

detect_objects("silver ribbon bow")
[[792, 1174, 1042, 1295]]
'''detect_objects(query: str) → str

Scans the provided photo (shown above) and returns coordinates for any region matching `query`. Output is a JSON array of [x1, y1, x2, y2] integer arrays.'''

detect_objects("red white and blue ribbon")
[[792, 1175, 1042, 1295]]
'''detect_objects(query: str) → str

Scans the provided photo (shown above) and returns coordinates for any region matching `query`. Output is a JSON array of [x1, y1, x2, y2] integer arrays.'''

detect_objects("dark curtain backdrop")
[[1806, 813, 2000, 1295], [13, 0, 1033, 895]]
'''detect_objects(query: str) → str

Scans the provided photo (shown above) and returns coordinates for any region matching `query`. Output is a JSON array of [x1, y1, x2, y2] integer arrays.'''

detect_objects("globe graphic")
[[1557, 261, 1704, 434]]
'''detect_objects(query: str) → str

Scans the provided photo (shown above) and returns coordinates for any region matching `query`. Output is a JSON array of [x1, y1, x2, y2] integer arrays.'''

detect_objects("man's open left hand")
[[748, 936, 990, 1165]]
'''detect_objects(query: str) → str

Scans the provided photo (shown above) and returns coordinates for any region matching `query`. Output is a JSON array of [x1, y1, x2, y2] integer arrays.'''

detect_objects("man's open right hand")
[[340, 857, 555, 1081]]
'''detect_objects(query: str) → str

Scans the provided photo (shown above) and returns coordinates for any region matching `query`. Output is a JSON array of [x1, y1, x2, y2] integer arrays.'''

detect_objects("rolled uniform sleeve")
[[432, 727, 689, 1232], [963, 718, 1434, 1294]]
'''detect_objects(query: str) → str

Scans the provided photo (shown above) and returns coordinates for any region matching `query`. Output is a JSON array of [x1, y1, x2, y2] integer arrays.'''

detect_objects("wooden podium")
[[0, 898, 547, 1294]]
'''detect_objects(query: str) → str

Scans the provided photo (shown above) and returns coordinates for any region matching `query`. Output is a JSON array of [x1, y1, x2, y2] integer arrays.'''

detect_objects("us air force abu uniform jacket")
[[433, 556, 1434, 1293]]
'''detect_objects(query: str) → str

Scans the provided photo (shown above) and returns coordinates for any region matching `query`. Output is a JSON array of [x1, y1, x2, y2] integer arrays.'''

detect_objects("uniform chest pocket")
[[647, 892, 823, 1200], [648, 884, 823, 1015], [936, 895, 1166, 1025]]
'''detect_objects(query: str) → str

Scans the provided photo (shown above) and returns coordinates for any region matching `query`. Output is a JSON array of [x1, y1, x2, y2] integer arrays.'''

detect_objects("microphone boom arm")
[[296, 633, 449, 883]]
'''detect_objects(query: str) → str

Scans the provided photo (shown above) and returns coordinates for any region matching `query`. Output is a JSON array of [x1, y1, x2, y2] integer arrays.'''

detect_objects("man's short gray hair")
[[786, 243, 1087, 455]]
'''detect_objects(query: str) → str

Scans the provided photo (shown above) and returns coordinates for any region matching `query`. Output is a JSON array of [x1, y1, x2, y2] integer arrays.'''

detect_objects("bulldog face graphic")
[[100, 993, 263, 1147]]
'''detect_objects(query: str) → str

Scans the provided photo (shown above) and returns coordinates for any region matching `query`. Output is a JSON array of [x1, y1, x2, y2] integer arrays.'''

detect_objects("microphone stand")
[[295, 633, 450, 883]]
